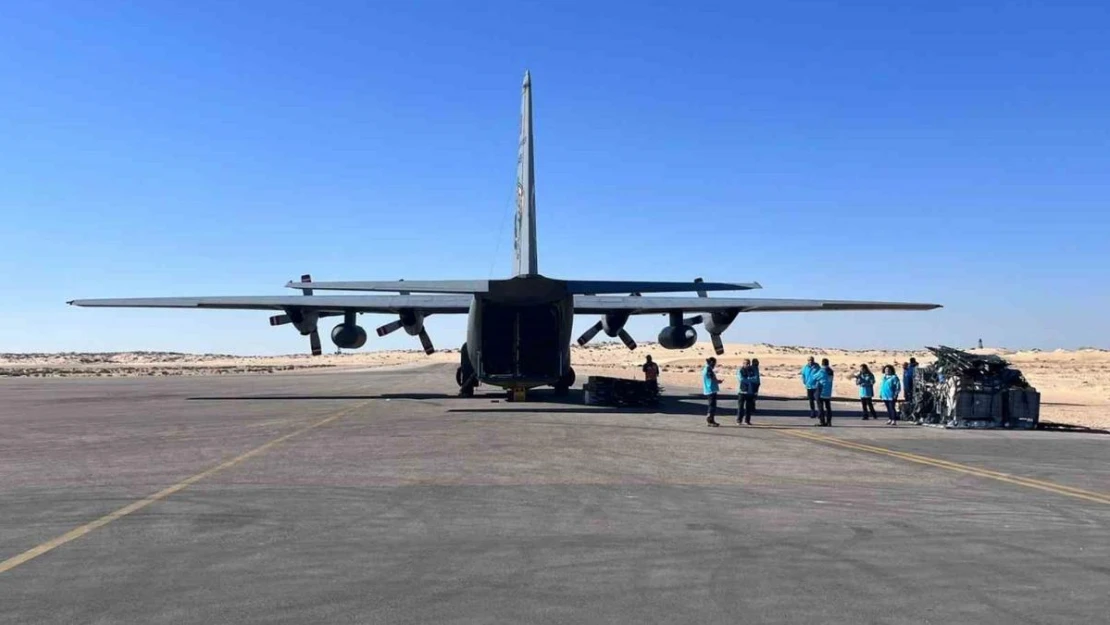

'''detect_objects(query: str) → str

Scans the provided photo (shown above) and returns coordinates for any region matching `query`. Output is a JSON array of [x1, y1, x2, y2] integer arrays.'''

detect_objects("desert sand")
[[2, 343, 1107, 430]]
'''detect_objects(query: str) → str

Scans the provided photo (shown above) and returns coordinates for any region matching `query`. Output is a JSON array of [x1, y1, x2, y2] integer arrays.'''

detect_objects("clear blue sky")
[[2, 1, 1107, 354]]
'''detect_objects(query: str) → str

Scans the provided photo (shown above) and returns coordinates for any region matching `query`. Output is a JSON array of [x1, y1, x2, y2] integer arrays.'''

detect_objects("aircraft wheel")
[[553, 367, 576, 395], [455, 366, 465, 387], [459, 383, 475, 397]]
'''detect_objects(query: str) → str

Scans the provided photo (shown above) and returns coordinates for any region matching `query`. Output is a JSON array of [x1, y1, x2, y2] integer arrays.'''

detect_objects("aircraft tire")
[[553, 367, 576, 396]]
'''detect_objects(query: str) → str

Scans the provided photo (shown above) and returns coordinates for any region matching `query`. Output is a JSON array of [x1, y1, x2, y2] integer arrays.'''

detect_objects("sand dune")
[[3, 343, 1106, 430]]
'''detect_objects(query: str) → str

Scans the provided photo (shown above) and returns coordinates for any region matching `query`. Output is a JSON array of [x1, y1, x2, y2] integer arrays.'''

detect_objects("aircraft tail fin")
[[513, 71, 538, 277]]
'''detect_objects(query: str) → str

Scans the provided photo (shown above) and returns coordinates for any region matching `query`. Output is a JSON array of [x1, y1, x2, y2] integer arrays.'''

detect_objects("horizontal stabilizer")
[[287, 280, 490, 294], [567, 280, 761, 295]]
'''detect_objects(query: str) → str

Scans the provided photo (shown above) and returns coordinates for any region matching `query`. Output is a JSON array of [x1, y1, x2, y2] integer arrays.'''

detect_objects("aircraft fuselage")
[[461, 275, 575, 391]]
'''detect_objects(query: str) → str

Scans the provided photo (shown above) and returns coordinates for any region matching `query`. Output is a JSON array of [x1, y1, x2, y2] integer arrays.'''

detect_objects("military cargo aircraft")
[[69, 72, 940, 398]]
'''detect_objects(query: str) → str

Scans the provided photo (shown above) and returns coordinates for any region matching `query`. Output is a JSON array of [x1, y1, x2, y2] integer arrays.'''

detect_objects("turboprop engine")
[[267, 273, 341, 356], [576, 311, 636, 349], [658, 324, 698, 350], [375, 308, 435, 354]]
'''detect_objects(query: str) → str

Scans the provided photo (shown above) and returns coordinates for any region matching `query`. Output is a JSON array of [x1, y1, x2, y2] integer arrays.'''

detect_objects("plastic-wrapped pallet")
[[583, 376, 660, 407], [1005, 389, 1040, 429]]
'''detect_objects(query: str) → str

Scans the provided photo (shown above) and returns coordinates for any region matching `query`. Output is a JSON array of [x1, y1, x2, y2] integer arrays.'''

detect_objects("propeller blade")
[[301, 274, 313, 296], [269, 314, 291, 326], [684, 315, 704, 326], [576, 321, 604, 346], [309, 329, 322, 356], [418, 327, 435, 355], [617, 328, 637, 350], [376, 319, 404, 337], [711, 333, 725, 356], [695, 277, 707, 298]]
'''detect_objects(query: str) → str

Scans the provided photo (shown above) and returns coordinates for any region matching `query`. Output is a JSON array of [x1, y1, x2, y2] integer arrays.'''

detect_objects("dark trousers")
[[752, 384, 761, 413], [884, 400, 898, 421], [860, 397, 877, 419], [706, 393, 718, 423], [737, 394, 754, 423], [806, 388, 818, 416], [818, 398, 832, 425]]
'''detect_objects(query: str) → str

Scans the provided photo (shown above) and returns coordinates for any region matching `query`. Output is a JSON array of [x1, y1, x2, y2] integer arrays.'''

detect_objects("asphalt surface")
[[1, 365, 1108, 624]]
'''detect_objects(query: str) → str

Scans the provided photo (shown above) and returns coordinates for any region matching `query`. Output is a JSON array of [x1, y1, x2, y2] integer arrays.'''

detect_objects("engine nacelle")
[[286, 308, 319, 336], [331, 323, 368, 349], [703, 311, 738, 336], [602, 312, 630, 337], [399, 309, 425, 336], [658, 325, 698, 350]]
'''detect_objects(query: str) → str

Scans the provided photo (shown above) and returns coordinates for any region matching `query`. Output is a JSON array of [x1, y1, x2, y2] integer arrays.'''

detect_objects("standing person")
[[902, 358, 918, 410], [801, 356, 821, 418], [702, 357, 721, 427], [642, 355, 660, 391], [812, 358, 835, 426], [750, 358, 762, 414], [736, 359, 756, 425], [880, 365, 902, 425], [854, 364, 877, 420]]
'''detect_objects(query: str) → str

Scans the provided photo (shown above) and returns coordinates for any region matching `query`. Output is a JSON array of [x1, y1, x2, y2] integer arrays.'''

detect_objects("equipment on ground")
[[583, 376, 660, 407], [909, 346, 1040, 429]]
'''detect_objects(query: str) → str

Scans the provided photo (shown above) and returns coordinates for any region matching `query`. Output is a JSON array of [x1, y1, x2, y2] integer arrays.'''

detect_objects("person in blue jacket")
[[812, 358, 835, 426], [880, 365, 903, 425], [736, 358, 757, 425], [702, 357, 721, 427], [801, 356, 821, 418], [902, 358, 918, 408], [854, 364, 877, 420]]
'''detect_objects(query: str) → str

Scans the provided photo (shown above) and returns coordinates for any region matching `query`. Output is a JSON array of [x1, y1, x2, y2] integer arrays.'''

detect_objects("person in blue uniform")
[[801, 356, 821, 418], [813, 358, 835, 426], [736, 359, 757, 425], [880, 365, 902, 425], [902, 358, 918, 409], [855, 364, 877, 420], [702, 357, 721, 427]]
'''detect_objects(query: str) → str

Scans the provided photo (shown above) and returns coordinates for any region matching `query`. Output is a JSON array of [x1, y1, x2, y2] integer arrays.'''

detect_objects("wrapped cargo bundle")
[[583, 376, 661, 407], [914, 346, 1039, 429]]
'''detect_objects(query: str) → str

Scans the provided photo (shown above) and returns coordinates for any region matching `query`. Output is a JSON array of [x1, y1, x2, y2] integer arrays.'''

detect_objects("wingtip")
[[66, 300, 75, 306], [523, 70, 531, 87]]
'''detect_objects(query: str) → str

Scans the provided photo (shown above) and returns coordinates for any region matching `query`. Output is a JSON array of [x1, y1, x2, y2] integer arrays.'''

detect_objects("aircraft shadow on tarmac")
[[186, 390, 1108, 432]]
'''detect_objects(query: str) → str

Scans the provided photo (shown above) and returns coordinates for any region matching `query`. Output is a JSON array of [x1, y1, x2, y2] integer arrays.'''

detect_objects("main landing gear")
[[456, 343, 477, 397], [553, 367, 576, 397]]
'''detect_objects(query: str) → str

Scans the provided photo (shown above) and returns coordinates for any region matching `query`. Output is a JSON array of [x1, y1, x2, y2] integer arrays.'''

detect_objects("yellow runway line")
[[781, 428, 1110, 505], [0, 401, 367, 575]]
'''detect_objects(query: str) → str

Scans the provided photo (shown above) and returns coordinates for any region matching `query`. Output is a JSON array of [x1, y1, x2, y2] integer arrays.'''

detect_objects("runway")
[[2, 365, 1108, 624]]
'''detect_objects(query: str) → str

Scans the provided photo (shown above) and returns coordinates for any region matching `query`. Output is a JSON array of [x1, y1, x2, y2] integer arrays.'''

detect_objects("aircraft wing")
[[67, 294, 473, 314], [573, 296, 941, 314]]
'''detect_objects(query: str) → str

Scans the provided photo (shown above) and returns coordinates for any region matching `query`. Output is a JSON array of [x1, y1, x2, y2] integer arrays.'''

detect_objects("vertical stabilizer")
[[514, 71, 538, 277]]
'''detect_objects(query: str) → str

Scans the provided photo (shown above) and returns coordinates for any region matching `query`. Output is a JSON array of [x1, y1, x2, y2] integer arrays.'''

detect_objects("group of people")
[[849, 359, 919, 425], [699, 356, 762, 427], [815, 357, 917, 426], [682, 354, 920, 428]]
